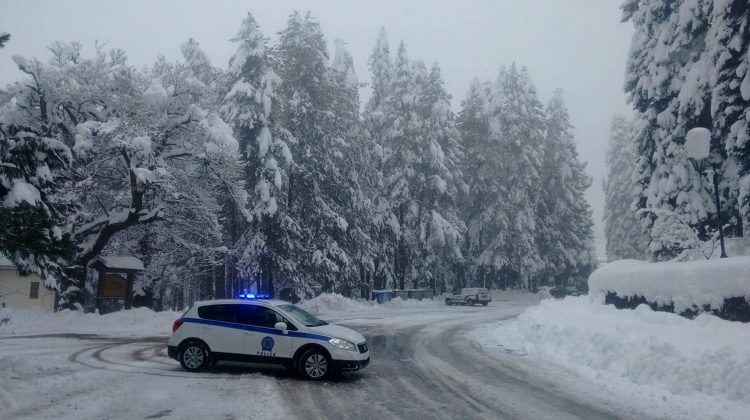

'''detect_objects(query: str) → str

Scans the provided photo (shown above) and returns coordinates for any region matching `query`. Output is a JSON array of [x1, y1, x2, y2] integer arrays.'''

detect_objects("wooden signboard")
[[99, 273, 128, 298]]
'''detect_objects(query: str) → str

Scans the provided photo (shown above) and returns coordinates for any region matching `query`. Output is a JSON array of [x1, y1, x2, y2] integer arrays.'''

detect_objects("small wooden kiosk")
[[90, 256, 144, 314]]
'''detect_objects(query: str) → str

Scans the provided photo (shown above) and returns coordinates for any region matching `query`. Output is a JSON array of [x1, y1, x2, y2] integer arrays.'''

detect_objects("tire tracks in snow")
[[279, 304, 622, 420]]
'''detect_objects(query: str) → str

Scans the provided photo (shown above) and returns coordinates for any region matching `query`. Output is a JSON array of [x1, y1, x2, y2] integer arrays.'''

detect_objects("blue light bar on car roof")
[[238, 293, 270, 299]]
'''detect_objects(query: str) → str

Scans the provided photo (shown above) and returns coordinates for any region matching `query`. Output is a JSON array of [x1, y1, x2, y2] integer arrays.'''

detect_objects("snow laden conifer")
[[414, 62, 465, 292], [488, 65, 546, 289], [380, 42, 425, 290], [277, 12, 368, 294], [458, 78, 499, 289], [223, 13, 299, 296], [708, 0, 749, 231], [363, 28, 397, 291], [603, 115, 648, 261], [331, 39, 378, 293], [537, 90, 596, 286], [373, 41, 465, 292], [623, 0, 742, 260], [0, 54, 75, 292], [366, 27, 392, 115]]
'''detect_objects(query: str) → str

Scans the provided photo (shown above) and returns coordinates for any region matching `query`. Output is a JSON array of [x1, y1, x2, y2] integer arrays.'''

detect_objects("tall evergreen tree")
[[415, 62, 465, 292], [604, 115, 648, 261], [0, 54, 75, 291], [366, 27, 392, 115], [331, 39, 377, 295], [708, 0, 749, 233], [223, 13, 298, 296], [490, 64, 546, 289], [380, 42, 424, 290], [458, 78, 500, 289], [277, 12, 367, 294], [538, 90, 596, 286], [363, 28, 396, 291]]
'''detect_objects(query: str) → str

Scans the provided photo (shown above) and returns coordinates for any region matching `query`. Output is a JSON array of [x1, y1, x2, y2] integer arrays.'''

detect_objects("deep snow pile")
[[0, 307, 181, 336], [298, 293, 439, 317], [472, 297, 750, 409], [589, 257, 750, 312]]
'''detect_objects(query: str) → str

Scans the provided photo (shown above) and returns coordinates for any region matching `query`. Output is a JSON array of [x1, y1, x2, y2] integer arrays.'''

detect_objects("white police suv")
[[167, 298, 370, 379]]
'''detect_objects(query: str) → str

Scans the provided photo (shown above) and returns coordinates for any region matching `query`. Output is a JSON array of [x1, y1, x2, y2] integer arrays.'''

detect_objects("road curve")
[[278, 305, 621, 420]]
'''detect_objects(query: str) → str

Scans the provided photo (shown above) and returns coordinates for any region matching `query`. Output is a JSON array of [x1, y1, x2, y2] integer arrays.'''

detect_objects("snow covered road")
[[279, 302, 623, 420], [0, 296, 638, 420]]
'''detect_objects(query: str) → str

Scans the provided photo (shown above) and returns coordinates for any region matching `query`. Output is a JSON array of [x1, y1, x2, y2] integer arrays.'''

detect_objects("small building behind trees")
[[0, 256, 56, 312]]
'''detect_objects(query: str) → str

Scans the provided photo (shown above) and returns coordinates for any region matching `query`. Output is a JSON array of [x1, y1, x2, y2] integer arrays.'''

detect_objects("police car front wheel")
[[299, 349, 331, 380], [179, 341, 210, 372]]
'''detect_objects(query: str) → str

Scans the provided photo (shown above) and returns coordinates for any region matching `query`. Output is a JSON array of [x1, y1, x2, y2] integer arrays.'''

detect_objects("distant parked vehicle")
[[445, 288, 491, 306], [549, 286, 581, 299]]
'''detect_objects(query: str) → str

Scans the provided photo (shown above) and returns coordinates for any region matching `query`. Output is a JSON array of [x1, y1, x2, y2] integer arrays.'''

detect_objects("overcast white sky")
[[0, 0, 633, 258]]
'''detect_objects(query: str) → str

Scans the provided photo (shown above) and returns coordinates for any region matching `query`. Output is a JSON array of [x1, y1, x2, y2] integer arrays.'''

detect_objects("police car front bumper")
[[328, 341, 370, 372], [332, 357, 370, 372]]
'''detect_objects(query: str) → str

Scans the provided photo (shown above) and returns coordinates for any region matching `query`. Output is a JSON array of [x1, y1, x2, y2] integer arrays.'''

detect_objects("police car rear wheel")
[[300, 349, 330, 379], [179, 341, 209, 372], [445, 298, 452, 306]]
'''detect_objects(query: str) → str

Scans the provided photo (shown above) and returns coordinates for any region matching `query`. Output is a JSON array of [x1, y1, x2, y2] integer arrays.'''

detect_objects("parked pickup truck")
[[445, 288, 491, 306]]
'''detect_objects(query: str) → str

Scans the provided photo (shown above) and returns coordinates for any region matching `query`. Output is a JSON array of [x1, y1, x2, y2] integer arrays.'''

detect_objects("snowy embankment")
[[589, 256, 750, 313], [0, 307, 181, 337], [0, 294, 441, 336], [471, 297, 750, 419], [298, 292, 440, 316]]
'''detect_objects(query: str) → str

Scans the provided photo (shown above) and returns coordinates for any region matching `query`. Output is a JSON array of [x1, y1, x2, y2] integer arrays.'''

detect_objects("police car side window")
[[235, 305, 264, 326], [236, 305, 297, 330], [198, 304, 238, 323]]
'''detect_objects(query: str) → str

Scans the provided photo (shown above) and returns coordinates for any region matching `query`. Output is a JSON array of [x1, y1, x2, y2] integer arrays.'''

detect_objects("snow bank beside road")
[[471, 297, 750, 418], [298, 292, 439, 317], [0, 307, 180, 337], [589, 257, 750, 312]]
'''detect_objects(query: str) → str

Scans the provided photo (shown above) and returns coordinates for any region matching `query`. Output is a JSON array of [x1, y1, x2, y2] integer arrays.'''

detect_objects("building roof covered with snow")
[[90, 256, 145, 272]]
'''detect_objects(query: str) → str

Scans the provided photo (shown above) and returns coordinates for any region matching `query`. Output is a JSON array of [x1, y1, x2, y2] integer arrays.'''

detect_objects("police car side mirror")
[[274, 322, 288, 332]]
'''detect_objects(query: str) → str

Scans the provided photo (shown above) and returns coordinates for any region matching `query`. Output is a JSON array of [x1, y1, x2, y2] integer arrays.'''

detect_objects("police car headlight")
[[328, 337, 356, 351]]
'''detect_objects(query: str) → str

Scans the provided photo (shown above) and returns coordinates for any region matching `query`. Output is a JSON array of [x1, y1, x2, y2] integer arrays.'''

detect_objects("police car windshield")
[[278, 304, 327, 327]]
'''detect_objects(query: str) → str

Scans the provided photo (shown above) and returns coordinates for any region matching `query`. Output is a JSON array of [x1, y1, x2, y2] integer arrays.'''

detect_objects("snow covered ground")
[[0, 306, 181, 337], [0, 292, 541, 420], [471, 296, 750, 420], [0, 335, 289, 419], [6, 291, 745, 419]]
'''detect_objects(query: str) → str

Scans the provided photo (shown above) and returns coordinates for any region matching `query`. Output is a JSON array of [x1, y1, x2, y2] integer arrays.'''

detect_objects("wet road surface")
[[276, 306, 621, 420]]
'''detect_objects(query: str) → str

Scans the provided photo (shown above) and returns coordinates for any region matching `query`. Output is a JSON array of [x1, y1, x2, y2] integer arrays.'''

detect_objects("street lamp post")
[[709, 165, 728, 258], [685, 127, 728, 258]]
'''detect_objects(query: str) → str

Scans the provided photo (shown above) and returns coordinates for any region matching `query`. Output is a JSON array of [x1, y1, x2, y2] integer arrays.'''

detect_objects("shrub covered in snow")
[[589, 257, 750, 321]]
